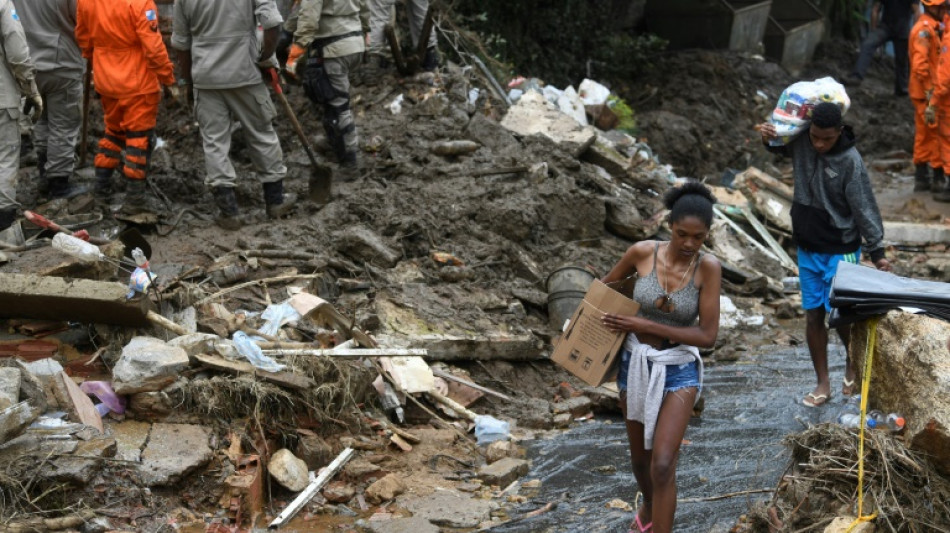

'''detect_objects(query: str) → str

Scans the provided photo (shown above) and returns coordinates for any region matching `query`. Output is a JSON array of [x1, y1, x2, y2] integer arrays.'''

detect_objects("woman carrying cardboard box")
[[600, 181, 722, 533]]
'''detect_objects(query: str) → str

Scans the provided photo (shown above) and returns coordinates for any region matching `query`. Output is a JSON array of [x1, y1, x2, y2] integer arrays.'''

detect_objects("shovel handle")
[[267, 68, 320, 169], [23, 210, 109, 245]]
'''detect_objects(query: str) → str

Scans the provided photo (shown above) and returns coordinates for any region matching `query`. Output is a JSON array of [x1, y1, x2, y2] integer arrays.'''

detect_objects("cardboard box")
[[550, 280, 640, 387]]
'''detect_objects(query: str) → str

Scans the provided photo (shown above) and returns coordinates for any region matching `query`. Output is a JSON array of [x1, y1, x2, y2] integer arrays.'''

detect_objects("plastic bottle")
[[886, 413, 906, 433], [837, 413, 863, 428], [379, 382, 404, 424], [52, 233, 104, 262], [866, 410, 886, 429]]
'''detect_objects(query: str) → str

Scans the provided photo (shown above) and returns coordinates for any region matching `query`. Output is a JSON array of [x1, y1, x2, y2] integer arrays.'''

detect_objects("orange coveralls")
[[75, 0, 174, 180], [909, 12, 942, 168], [935, 17, 950, 175]]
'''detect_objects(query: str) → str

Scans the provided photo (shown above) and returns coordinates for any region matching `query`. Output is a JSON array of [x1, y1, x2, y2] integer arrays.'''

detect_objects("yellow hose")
[[846, 317, 880, 532]]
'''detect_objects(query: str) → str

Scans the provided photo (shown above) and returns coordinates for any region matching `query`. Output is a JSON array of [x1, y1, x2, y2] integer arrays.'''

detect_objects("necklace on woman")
[[655, 243, 697, 314]]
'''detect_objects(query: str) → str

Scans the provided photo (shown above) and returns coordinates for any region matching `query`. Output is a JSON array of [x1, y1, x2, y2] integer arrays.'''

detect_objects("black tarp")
[[829, 261, 950, 326]]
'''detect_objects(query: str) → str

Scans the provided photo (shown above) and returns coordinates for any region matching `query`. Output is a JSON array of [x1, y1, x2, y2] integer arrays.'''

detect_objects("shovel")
[[267, 68, 333, 205], [24, 210, 110, 245]]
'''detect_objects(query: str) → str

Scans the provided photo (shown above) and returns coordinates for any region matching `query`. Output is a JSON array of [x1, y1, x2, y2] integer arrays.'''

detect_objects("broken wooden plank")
[[268, 447, 355, 529], [738, 206, 798, 273], [426, 389, 478, 422], [147, 310, 189, 337], [0, 273, 150, 326], [53, 371, 103, 433], [259, 348, 429, 358], [193, 353, 315, 390], [712, 206, 781, 263], [432, 368, 512, 402], [390, 433, 412, 452], [736, 167, 793, 201]]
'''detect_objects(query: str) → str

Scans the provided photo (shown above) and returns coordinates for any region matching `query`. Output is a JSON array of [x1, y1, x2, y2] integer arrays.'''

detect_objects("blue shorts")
[[616, 348, 701, 393], [798, 248, 860, 312]]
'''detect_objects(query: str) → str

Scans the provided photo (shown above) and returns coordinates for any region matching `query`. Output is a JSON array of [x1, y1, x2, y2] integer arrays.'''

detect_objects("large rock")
[[295, 433, 333, 470], [500, 91, 596, 155], [113, 420, 151, 462], [113, 336, 189, 394], [0, 402, 40, 444], [368, 516, 439, 533], [364, 473, 406, 503], [268, 448, 309, 492], [167, 332, 221, 357], [139, 423, 212, 486], [477, 457, 530, 488], [851, 311, 950, 475], [0, 367, 21, 410], [400, 490, 496, 529], [336, 226, 401, 268]]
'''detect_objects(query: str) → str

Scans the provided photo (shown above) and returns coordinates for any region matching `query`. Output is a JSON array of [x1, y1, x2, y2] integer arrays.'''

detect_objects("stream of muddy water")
[[491, 343, 848, 533]]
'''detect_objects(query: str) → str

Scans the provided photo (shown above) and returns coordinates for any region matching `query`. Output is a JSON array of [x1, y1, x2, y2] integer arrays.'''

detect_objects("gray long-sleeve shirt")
[[766, 126, 886, 263], [171, 0, 283, 89], [0, 0, 36, 109], [13, 0, 83, 78]]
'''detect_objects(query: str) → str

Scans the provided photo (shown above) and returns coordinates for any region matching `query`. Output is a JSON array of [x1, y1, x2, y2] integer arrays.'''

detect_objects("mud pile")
[[630, 43, 916, 180]]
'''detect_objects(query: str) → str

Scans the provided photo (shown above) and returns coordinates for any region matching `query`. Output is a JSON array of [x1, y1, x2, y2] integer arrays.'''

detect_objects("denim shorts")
[[616, 348, 701, 393], [798, 247, 860, 312]]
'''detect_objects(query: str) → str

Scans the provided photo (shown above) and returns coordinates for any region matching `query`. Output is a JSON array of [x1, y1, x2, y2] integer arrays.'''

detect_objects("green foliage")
[[449, 1, 666, 88], [607, 94, 636, 134], [814, 0, 867, 41]]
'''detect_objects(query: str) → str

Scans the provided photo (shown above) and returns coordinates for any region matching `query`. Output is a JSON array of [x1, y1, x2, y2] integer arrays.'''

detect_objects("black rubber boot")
[[94, 167, 115, 199], [213, 186, 242, 230], [262, 180, 297, 218], [19, 135, 35, 165], [36, 150, 49, 196], [931, 167, 946, 196], [914, 163, 930, 192], [48, 176, 89, 200], [117, 179, 154, 216], [0, 209, 14, 232], [422, 47, 440, 72], [935, 173, 950, 203]]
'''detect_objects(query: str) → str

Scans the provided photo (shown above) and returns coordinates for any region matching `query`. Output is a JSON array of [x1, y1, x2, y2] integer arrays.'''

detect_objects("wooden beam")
[[259, 348, 429, 358], [268, 447, 355, 529], [432, 368, 511, 402]]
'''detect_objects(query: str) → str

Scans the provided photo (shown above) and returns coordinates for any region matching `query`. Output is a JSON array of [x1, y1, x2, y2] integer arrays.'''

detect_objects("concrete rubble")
[[0, 17, 945, 533]]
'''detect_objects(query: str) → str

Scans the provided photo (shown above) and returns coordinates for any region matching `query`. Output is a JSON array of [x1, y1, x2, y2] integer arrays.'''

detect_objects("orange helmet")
[[921, 0, 947, 6]]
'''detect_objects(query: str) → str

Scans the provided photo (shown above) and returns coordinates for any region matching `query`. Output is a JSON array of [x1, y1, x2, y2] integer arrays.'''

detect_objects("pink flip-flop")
[[627, 514, 653, 533]]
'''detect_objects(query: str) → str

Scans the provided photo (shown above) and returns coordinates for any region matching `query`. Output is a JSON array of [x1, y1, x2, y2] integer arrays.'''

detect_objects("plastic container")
[[837, 413, 863, 429], [886, 413, 905, 433], [546, 265, 597, 329], [52, 232, 104, 262], [866, 410, 886, 429]]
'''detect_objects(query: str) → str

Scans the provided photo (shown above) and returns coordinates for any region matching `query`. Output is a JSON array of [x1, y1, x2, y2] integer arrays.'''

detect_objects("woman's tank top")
[[632, 242, 701, 328]]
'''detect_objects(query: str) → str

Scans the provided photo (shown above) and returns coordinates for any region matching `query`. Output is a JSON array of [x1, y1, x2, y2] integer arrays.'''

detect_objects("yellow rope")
[[845, 317, 880, 532]]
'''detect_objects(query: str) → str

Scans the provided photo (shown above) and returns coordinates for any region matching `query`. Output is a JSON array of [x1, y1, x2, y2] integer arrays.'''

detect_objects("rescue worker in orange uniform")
[[932, 6, 950, 202], [909, 0, 947, 193], [75, 0, 177, 215]]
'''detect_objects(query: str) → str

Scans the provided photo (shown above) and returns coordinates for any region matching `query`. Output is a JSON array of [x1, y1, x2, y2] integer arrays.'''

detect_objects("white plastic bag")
[[578, 79, 610, 106], [768, 77, 850, 146], [474, 415, 510, 445], [232, 331, 285, 372]]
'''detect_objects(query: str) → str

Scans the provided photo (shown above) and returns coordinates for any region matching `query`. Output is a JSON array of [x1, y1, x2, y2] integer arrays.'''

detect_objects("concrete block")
[[0, 273, 150, 326]]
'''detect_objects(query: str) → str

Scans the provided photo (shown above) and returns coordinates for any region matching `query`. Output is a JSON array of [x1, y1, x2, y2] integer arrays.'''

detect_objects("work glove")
[[258, 54, 279, 81], [926, 104, 938, 127], [29, 94, 43, 118], [164, 84, 181, 106], [285, 43, 306, 79]]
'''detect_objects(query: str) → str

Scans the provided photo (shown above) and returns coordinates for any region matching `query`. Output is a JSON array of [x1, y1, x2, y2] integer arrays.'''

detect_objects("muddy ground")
[[0, 33, 947, 532]]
